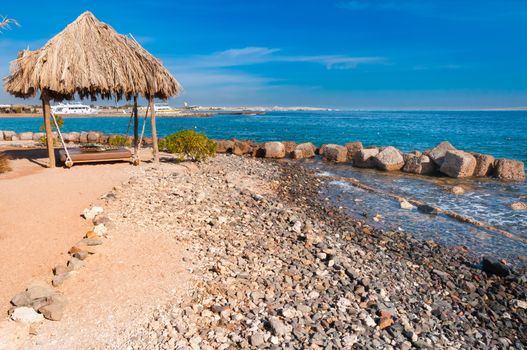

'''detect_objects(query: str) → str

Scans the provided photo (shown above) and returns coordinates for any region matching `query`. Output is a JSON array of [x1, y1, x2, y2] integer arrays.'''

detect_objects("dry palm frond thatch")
[[0, 152, 11, 174], [3, 11, 181, 101]]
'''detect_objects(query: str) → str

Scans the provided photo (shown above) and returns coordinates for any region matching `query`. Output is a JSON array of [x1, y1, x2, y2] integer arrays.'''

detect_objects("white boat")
[[51, 102, 98, 115], [154, 103, 178, 113]]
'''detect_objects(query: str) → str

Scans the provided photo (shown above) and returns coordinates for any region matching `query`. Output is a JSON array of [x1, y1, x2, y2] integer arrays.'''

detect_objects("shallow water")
[[305, 160, 527, 266]]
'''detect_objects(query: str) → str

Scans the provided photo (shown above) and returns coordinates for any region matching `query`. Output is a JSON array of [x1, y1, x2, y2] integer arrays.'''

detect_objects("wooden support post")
[[133, 95, 139, 164], [149, 96, 159, 163], [41, 90, 55, 168]]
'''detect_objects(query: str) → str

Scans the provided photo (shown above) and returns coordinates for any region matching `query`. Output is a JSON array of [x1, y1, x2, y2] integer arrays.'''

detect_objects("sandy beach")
[[0, 153, 522, 349]]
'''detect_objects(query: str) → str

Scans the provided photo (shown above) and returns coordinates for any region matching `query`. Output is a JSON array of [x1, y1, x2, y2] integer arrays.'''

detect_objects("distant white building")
[[0, 104, 11, 108]]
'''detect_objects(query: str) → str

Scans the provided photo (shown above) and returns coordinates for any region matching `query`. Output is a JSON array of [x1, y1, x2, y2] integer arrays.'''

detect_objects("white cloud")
[[170, 46, 384, 71]]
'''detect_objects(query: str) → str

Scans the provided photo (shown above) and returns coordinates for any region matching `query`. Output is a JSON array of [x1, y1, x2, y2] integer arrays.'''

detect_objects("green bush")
[[159, 130, 216, 161], [40, 115, 64, 132], [108, 135, 132, 147]]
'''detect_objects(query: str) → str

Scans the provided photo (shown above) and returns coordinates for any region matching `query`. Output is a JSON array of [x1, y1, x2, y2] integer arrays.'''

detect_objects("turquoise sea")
[[1, 110, 526, 162], [2, 110, 527, 264]]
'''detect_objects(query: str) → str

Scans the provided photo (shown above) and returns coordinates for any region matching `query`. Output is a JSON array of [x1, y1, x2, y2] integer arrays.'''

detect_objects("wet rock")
[[402, 155, 436, 175], [493, 159, 525, 182], [264, 142, 286, 159], [449, 185, 465, 195], [399, 200, 415, 210], [353, 148, 379, 168], [481, 257, 510, 277], [417, 205, 439, 215], [510, 202, 527, 210], [345, 141, 363, 161], [282, 141, 297, 157], [293, 142, 316, 159], [472, 153, 495, 177], [321, 144, 347, 163], [373, 146, 405, 171], [440, 150, 476, 178], [429, 141, 456, 166]]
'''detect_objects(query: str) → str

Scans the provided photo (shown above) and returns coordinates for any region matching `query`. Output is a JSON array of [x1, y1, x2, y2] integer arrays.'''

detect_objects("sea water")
[[2, 111, 526, 263]]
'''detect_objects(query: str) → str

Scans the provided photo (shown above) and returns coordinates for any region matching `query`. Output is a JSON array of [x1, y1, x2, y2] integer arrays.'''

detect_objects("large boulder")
[[282, 141, 297, 158], [18, 132, 34, 141], [493, 159, 525, 182], [472, 153, 495, 177], [232, 140, 255, 156], [402, 151, 422, 163], [2, 131, 16, 141], [293, 142, 316, 159], [321, 144, 347, 163], [64, 132, 80, 143], [440, 150, 477, 178], [373, 146, 405, 171], [214, 140, 234, 153], [345, 142, 363, 161], [429, 141, 456, 166], [32, 132, 45, 141], [403, 155, 436, 175], [87, 132, 101, 143], [263, 142, 286, 158], [353, 148, 379, 168], [80, 132, 89, 144]]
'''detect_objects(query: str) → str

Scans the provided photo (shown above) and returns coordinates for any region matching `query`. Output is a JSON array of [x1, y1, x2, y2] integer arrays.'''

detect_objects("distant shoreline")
[[0, 111, 266, 118]]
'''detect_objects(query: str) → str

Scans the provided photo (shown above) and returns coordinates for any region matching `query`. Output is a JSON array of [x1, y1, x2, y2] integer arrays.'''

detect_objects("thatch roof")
[[3, 11, 181, 101]]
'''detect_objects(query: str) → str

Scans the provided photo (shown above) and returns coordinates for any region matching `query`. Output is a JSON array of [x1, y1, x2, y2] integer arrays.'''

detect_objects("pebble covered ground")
[[104, 154, 526, 349]]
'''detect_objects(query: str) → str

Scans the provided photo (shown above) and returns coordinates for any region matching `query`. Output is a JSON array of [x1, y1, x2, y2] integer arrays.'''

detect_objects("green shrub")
[[108, 135, 132, 147], [159, 130, 216, 161], [0, 152, 11, 174], [40, 115, 64, 132]]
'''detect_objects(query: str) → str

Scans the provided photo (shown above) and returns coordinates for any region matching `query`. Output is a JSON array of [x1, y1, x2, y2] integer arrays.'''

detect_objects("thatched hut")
[[3, 11, 181, 167]]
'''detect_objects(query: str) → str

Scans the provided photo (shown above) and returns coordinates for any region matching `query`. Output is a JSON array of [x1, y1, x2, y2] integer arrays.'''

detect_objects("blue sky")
[[1, 0, 526, 109]]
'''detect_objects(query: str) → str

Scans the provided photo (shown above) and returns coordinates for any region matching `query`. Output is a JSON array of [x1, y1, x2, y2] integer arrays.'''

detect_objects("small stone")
[[10, 292, 31, 307], [26, 284, 54, 301], [481, 257, 510, 277], [250, 332, 265, 347], [73, 251, 89, 260], [379, 317, 393, 330], [52, 273, 69, 287], [38, 302, 65, 321], [93, 224, 108, 236], [82, 206, 104, 220], [53, 265, 71, 276], [10, 307, 44, 324], [268, 317, 288, 336], [450, 185, 465, 195], [85, 231, 98, 239], [67, 257, 85, 270], [77, 238, 103, 246]]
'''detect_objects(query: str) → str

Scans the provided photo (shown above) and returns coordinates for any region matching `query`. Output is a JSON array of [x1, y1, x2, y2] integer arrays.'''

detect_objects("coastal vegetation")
[[108, 135, 132, 147], [159, 130, 217, 161]]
